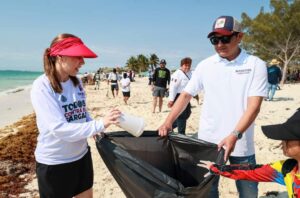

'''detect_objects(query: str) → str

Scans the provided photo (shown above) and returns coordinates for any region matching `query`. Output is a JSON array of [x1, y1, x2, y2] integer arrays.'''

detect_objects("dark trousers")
[[172, 119, 187, 135], [172, 103, 191, 135]]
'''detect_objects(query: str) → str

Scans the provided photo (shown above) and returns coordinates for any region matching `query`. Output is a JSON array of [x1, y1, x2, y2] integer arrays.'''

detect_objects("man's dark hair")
[[181, 57, 192, 66]]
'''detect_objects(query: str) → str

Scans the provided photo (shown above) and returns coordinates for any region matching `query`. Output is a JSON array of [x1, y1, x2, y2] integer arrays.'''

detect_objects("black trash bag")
[[96, 131, 225, 198]]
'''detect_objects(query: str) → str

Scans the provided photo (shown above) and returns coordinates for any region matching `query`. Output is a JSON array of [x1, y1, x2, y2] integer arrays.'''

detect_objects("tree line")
[[125, 54, 160, 73], [241, 0, 300, 84]]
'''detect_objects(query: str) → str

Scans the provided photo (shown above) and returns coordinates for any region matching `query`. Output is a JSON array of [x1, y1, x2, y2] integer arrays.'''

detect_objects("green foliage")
[[137, 54, 149, 73], [149, 54, 159, 70], [241, 0, 300, 84], [125, 53, 159, 73], [126, 56, 139, 72]]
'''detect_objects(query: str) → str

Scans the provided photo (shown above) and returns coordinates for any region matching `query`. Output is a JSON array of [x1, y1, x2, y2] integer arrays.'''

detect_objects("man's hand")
[[158, 122, 172, 136], [151, 85, 154, 91], [167, 101, 174, 108], [158, 92, 192, 136], [218, 134, 238, 161]]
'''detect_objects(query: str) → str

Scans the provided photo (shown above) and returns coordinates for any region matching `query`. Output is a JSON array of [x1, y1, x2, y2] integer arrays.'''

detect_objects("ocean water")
[[0, 70, 43, 93]]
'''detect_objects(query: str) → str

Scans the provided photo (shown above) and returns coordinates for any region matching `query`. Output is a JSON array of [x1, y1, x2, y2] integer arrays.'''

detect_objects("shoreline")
[[0, 84, 32, 95], [0, 86, 34, 129]]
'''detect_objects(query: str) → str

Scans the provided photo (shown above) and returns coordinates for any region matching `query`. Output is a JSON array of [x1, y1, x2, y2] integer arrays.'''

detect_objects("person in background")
[[31, 33, 121, 198], [148, 67, 154, 85], [152, 59, 170, 113], [266, 59, 282, 101], [198, 108, 300, 198], [128, 70, 133, 82], [94, 70, 101, 90], [168, 57, 193, 135], [120, 72, 131, 105], [101, 71, 106, 81], [158, 16, 267, 198], [107, 68, 120, 98], [131, 70, 135, 82], [82, 72, 88, 86]]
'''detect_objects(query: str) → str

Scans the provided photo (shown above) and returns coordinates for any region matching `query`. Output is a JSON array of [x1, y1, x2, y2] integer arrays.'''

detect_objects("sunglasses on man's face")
[[209, 33, 238, 45]]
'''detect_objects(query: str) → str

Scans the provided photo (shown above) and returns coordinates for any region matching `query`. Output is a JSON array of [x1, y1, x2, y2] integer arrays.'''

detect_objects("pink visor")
[[49, 37, 98, 58]]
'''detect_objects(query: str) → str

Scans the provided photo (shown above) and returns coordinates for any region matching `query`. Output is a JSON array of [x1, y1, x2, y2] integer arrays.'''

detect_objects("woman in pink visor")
[[31, 33, 121, 198]]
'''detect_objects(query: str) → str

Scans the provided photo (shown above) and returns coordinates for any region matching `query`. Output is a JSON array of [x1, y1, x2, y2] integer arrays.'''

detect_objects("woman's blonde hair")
[[43, 33, 80, 93]]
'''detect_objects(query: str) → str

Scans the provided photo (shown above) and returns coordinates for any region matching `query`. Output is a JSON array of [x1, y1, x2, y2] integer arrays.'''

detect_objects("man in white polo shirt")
[[158, 16, 267, 198]]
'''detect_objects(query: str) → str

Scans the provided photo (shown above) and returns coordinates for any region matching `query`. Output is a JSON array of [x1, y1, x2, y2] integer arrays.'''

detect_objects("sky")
[[0, 0, 271, 72]]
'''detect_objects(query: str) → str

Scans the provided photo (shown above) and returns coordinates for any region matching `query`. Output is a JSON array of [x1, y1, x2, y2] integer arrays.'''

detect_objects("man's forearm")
[[165, 92, 192, 124], [234, 96, 263, 133]]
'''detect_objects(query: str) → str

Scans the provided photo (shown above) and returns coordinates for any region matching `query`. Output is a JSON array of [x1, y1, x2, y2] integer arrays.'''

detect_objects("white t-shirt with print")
[[31, 74, 105, 165], [184, 49, 268, 157]]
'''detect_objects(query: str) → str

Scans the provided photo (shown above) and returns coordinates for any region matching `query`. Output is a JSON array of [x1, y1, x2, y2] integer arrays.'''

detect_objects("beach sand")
[[1, 77, 300, 197]]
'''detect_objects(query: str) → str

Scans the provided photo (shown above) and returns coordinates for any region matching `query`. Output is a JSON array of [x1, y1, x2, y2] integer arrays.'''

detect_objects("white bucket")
[[118, 113, 145, 137]]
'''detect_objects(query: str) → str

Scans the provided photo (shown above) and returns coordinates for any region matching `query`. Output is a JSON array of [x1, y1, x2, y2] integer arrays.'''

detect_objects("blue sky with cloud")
[[0, 0, 270, 72]]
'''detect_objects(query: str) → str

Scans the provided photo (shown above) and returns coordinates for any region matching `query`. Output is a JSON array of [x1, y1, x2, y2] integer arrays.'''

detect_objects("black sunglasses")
[[209, 33, 239, 45]]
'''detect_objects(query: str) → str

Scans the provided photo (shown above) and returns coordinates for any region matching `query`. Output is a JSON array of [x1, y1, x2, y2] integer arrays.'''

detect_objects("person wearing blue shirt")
[[266, 59, 282, 101]]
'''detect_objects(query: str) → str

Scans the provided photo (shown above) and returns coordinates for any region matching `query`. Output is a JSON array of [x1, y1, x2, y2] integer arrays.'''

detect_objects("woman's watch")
[[232, 131, 243, 140]]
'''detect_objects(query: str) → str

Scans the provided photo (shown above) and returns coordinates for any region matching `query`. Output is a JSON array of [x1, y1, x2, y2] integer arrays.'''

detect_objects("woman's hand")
[[103, 108, 121, 128]]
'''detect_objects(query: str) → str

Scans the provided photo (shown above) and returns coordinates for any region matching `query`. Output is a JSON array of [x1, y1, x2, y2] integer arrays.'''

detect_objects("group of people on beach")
[[30, 15, 300, 198], [83, 68, 134, 105], [150, 57, 195, 136], [106, 68, 132, 104]]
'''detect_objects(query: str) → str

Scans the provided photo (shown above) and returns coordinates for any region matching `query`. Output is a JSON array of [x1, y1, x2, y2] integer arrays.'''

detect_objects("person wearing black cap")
[[159, 16, 268, 198], [152, 59, 170, 113], [198, 108, 300, 198]]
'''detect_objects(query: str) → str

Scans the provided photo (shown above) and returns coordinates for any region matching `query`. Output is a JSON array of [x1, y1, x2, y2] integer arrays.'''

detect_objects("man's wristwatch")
[[232, 131, 243, 140]]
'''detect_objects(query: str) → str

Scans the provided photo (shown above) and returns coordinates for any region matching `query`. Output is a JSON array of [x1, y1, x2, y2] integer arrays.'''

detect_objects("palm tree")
[[149, 53, 159, 71], [137, 54, 149, 74], [126, 56, 139, 72]]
